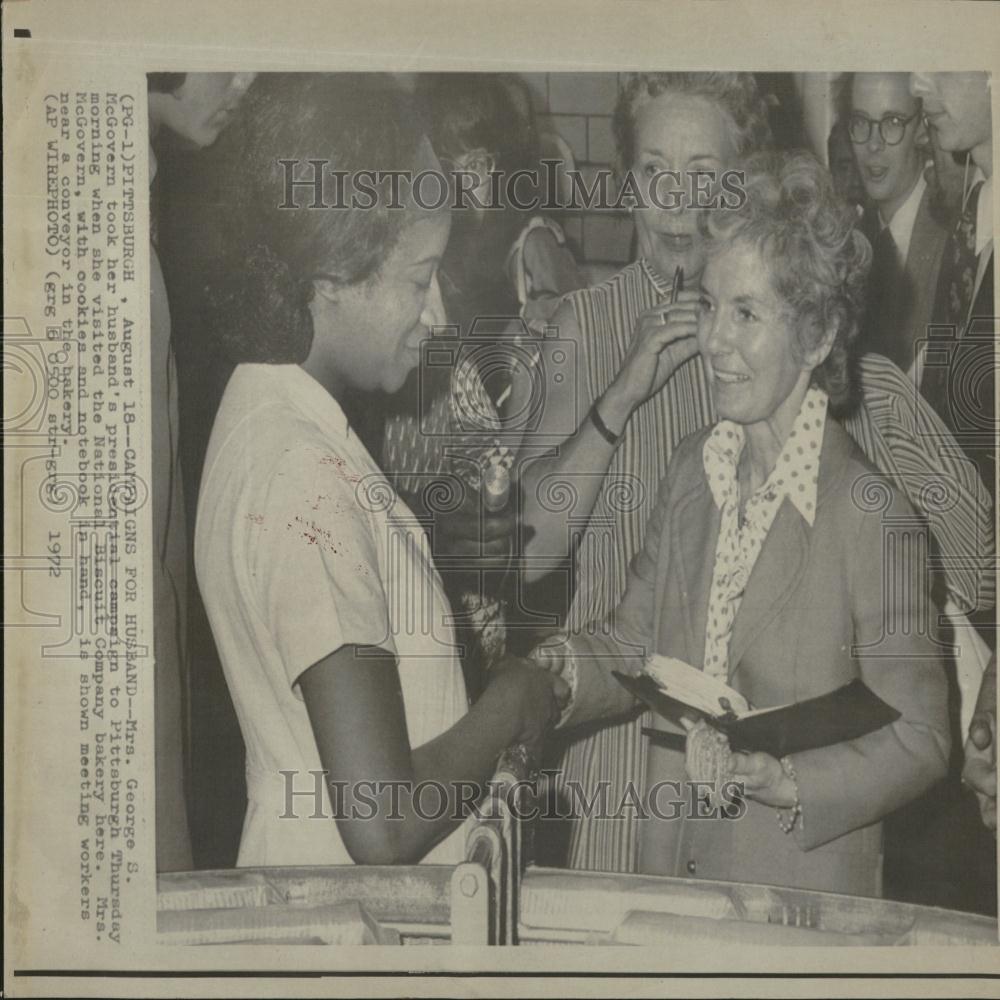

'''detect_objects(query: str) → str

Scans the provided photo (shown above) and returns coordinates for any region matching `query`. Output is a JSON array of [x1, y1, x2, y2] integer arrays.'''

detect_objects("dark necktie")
[[864, 224, 909, 368], [921, 180, 984, 424], [935, 179, 984, 328]]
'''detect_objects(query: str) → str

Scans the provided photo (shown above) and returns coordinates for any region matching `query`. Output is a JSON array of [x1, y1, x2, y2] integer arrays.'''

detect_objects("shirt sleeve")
[[546, 455, 689, 730], [505, 216, 566, 308], [251, 445, 398, 692], [528, 632, 579, 729]]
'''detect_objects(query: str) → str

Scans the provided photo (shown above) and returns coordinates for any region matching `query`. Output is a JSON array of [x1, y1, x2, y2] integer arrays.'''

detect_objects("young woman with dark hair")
[[195, 73, 566, 868]]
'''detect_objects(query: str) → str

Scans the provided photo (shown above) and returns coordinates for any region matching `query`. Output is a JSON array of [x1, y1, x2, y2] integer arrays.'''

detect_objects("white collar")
[[704, 386, 828, 527], [641, 258, 676, 299], [883, 170, 927, 261], [234, 363, 352, 441]]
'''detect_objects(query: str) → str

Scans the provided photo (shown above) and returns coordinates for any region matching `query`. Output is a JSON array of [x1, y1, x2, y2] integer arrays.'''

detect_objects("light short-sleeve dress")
[[195, 363, 470, 867]]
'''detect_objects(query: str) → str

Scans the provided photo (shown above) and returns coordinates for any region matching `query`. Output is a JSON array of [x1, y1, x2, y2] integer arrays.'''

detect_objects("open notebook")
[[615, 655, 901, 758]]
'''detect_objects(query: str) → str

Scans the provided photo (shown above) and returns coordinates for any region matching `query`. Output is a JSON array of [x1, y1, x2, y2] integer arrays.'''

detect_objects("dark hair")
[[415, 73, 540, 179], [835, 72, 855, 130], [148, 73, 187, 95], [703, 150, 872, 408], [612, 72, 772, 177], [205, 73, 426, 365], [412, 73, 539, 337]]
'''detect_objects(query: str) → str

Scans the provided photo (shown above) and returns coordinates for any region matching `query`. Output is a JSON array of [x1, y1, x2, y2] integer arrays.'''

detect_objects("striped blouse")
[[555, 259, 714, 873]]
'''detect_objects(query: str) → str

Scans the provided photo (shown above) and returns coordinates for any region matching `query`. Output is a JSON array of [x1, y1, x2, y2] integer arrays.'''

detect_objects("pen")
[[671, 264, 684, 304]]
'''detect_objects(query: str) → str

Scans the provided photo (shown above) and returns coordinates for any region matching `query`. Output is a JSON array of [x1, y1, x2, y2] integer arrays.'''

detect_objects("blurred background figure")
[[911, 70, 997, 843], [420, 72, 585, 335], [843, 72, 949, 371], [910, 71, 995, 503], [912, 67, 996, 744], [147, 71, 256, 871], [927, 125, 969, 221], [381, 73, 587, 699], [827, 115, 868, 217]]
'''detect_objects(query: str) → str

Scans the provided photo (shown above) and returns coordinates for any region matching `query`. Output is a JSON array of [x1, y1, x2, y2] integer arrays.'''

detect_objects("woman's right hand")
[[602, 290, 702, 427], [486, 657, 570, 755]]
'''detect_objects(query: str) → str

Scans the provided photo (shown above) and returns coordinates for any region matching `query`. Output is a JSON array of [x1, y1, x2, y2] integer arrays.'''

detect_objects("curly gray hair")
[[703, 150, 872, 408]]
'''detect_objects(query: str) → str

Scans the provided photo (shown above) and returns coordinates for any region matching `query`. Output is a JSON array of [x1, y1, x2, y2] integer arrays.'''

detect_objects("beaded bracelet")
[[776, 755, 803, 835]]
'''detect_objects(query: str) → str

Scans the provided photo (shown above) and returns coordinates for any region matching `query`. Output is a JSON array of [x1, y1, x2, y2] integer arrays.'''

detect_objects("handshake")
[[482, 653, 572, 761]]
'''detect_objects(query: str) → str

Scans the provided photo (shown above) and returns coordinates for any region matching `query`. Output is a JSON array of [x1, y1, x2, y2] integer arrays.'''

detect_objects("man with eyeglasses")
[[846, 72, 949, 372]]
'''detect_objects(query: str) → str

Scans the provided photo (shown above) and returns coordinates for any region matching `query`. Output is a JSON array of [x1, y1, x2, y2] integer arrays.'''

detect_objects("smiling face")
[[305, 143, 452, 399], [151, 72, 256, 147], [910, 72, 992, 161], [629, 92, 738, 286], [698, 241, 821, 436], [850, 73, 925, 222]]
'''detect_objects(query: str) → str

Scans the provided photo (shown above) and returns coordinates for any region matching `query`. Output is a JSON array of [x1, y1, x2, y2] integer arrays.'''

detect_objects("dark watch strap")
[[589, 402, 621, 447]]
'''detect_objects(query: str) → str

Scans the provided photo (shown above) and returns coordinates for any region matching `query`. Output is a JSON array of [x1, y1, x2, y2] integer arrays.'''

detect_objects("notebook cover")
[[615, 672, 901, 757]]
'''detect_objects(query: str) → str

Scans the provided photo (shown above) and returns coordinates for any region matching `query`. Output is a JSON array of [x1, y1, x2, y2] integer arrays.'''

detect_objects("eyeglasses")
[[848, 110, 921, 146]]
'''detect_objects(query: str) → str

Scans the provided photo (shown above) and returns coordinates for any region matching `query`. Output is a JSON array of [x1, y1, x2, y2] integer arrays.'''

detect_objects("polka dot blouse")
[[701, 386, 828, 681]]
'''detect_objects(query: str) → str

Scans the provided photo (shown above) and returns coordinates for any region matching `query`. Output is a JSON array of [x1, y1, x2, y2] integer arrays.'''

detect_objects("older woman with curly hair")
[[521, 72, 990, 880], [541, 151, 951, 896]]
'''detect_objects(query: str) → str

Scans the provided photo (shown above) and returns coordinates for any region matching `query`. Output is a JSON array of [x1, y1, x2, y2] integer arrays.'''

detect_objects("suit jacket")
[[561, 418, 950, 896], [969, 246, 996, 506], [862, 188, 949, 370], [922, 241, 996, 510], [903, 187, 950, 354]]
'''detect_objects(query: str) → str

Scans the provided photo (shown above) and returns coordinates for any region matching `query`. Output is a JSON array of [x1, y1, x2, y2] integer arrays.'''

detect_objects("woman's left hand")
[[730, 751, 798, 809]]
